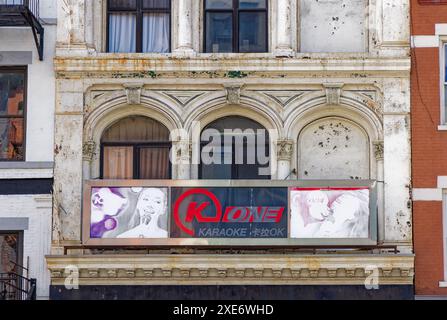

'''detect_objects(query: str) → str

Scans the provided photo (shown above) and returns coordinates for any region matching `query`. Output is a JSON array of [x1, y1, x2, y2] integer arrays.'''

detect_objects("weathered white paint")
[[298, 117, 370, 180], [300, 0, 367, 53], [51, 0, 413, 283]]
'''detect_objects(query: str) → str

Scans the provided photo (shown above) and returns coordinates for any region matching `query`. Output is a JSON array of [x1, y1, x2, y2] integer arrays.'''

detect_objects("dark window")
[[107, 0, 171, 53], [0, 232, 20, 274], [100, 116, 172, 179], [200, 116, 270, 180], [0, 68, 26, 161], [204, 0, 268, 53]]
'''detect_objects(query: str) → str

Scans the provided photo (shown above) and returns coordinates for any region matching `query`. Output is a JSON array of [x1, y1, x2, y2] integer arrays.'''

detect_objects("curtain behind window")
[[143, 13, 170, 53], [103, 146, 134, 179], [109, 13, 137, 53], [102, 116, 171, 179], [139, 147, 170, 179]]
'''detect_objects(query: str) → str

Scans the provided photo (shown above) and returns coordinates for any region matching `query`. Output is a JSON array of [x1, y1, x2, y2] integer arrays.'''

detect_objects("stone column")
[[276, 139, 294, 180], [84, 0, 95, 48], [57, 0, 88, 55], [174, 0, 195, 56], [173, 140, 191, 179], [275, 0, 294, 57], [374, 141, 385, 243]]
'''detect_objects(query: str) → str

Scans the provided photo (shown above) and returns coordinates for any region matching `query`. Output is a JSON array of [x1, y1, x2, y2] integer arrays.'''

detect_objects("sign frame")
[[82, 180, 378, 247]]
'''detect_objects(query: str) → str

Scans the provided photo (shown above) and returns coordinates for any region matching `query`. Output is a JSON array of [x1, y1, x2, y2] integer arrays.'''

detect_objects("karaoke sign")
[[170, 187, 288, 238]]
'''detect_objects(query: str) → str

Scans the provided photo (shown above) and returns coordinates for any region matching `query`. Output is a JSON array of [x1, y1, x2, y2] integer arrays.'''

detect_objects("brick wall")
[[412, 0, 447, 296]]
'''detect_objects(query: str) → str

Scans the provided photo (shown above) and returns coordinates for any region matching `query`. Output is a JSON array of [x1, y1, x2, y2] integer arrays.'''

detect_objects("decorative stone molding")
[[276, 139, 294, 161], [123, 83, 144, 105], [173, 140, 192, 164], [224, 84, 244, 105], [46, 254, 414, 286], [324, 83, 344, 105], [373, 141, 384, 161], [82, 140, 96, 162]]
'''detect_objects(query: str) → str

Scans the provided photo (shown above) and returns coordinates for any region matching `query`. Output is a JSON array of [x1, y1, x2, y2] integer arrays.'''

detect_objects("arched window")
[[199, 116, 270, 180], [100, 116, 171, 179]]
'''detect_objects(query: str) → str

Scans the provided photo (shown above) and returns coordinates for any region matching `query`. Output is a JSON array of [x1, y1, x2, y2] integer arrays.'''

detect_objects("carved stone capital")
[[224, 84, 244, 105], [276, 139, 294, 161], [373, 141, 384, 161], [174, 140, 192, 163], [123, 83, 144, 105], [324, 83, 344, 105], [82, 140, 96, 162]]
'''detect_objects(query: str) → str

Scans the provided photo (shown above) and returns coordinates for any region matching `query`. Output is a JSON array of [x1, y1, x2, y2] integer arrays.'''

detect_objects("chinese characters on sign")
[[87, 184, 374, 242], [170, 188, 288, 238]]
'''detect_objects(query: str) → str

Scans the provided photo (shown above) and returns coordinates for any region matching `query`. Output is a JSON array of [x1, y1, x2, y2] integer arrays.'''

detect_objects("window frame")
[[198, 116, 271, 180], [100, 141, 172, 180], [443, 191, 447, 282], [441, 42, 447, 124], [0, 231, 24, 276], [106, 0, 172, 53], [0, 66, 27, 162], [203, 0, 269, 53]]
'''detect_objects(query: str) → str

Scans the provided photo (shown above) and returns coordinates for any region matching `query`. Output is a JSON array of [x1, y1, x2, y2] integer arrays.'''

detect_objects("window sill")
[[92, 52, 373, 60], [0, 162, 54, 179], [438, 125, 447, 131], [439, 281, 447, 288]]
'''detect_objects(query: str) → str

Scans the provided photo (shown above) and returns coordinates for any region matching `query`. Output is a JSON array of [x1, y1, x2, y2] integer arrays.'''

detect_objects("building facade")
[[0, 0, 56, 299], [411, 0, 447, 299], [46, 0, 414, 300]]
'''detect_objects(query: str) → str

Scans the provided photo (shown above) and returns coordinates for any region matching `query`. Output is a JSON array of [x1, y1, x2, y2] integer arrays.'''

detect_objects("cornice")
[[54, 56, 411, 79], [46, 254, 414, 286]]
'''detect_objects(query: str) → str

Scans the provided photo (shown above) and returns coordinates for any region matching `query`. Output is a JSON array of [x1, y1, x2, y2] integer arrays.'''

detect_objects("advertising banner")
[[90, 187, 169, 239], [170, 187, 288, 238], [82, 180, 377, 246], [290, 188, 370, 239]]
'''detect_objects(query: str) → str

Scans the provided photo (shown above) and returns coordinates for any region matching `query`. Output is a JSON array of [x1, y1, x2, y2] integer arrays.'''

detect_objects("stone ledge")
[[46, 254, 414, 286], [54, 57, 411, 76]]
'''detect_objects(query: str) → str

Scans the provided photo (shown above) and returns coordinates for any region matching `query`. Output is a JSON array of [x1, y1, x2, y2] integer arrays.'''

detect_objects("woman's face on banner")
[[306, 191, 331, 221], [137, 188, 165, 219]]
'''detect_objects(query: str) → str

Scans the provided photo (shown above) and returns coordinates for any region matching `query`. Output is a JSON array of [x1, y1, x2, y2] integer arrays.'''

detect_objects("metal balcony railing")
[[0, 0, 44, 60], [0, 261, 36, 301], [0, 0, 39, 19]]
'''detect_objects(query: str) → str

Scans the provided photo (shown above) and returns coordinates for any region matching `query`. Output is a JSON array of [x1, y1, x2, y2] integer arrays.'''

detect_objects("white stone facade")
[[50, 0, 413, 288]]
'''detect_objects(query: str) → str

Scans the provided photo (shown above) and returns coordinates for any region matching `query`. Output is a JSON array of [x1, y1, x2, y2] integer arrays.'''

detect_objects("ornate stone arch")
[[83, 91, 182, 179], [184, 92, 284, 134], [183, 90, 284, 179], [284, 90, 383, 141], [284, 90, 383, 181]]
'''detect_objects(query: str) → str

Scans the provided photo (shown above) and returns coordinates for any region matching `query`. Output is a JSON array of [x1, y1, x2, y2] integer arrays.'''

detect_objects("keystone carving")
[[224, 84, 244, 105], [123, 83, 144, 105], [324, 83, 344, 105]]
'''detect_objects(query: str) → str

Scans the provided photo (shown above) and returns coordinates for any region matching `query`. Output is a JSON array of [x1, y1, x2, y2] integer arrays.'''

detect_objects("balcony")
[[0, 0, 44, 60]]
